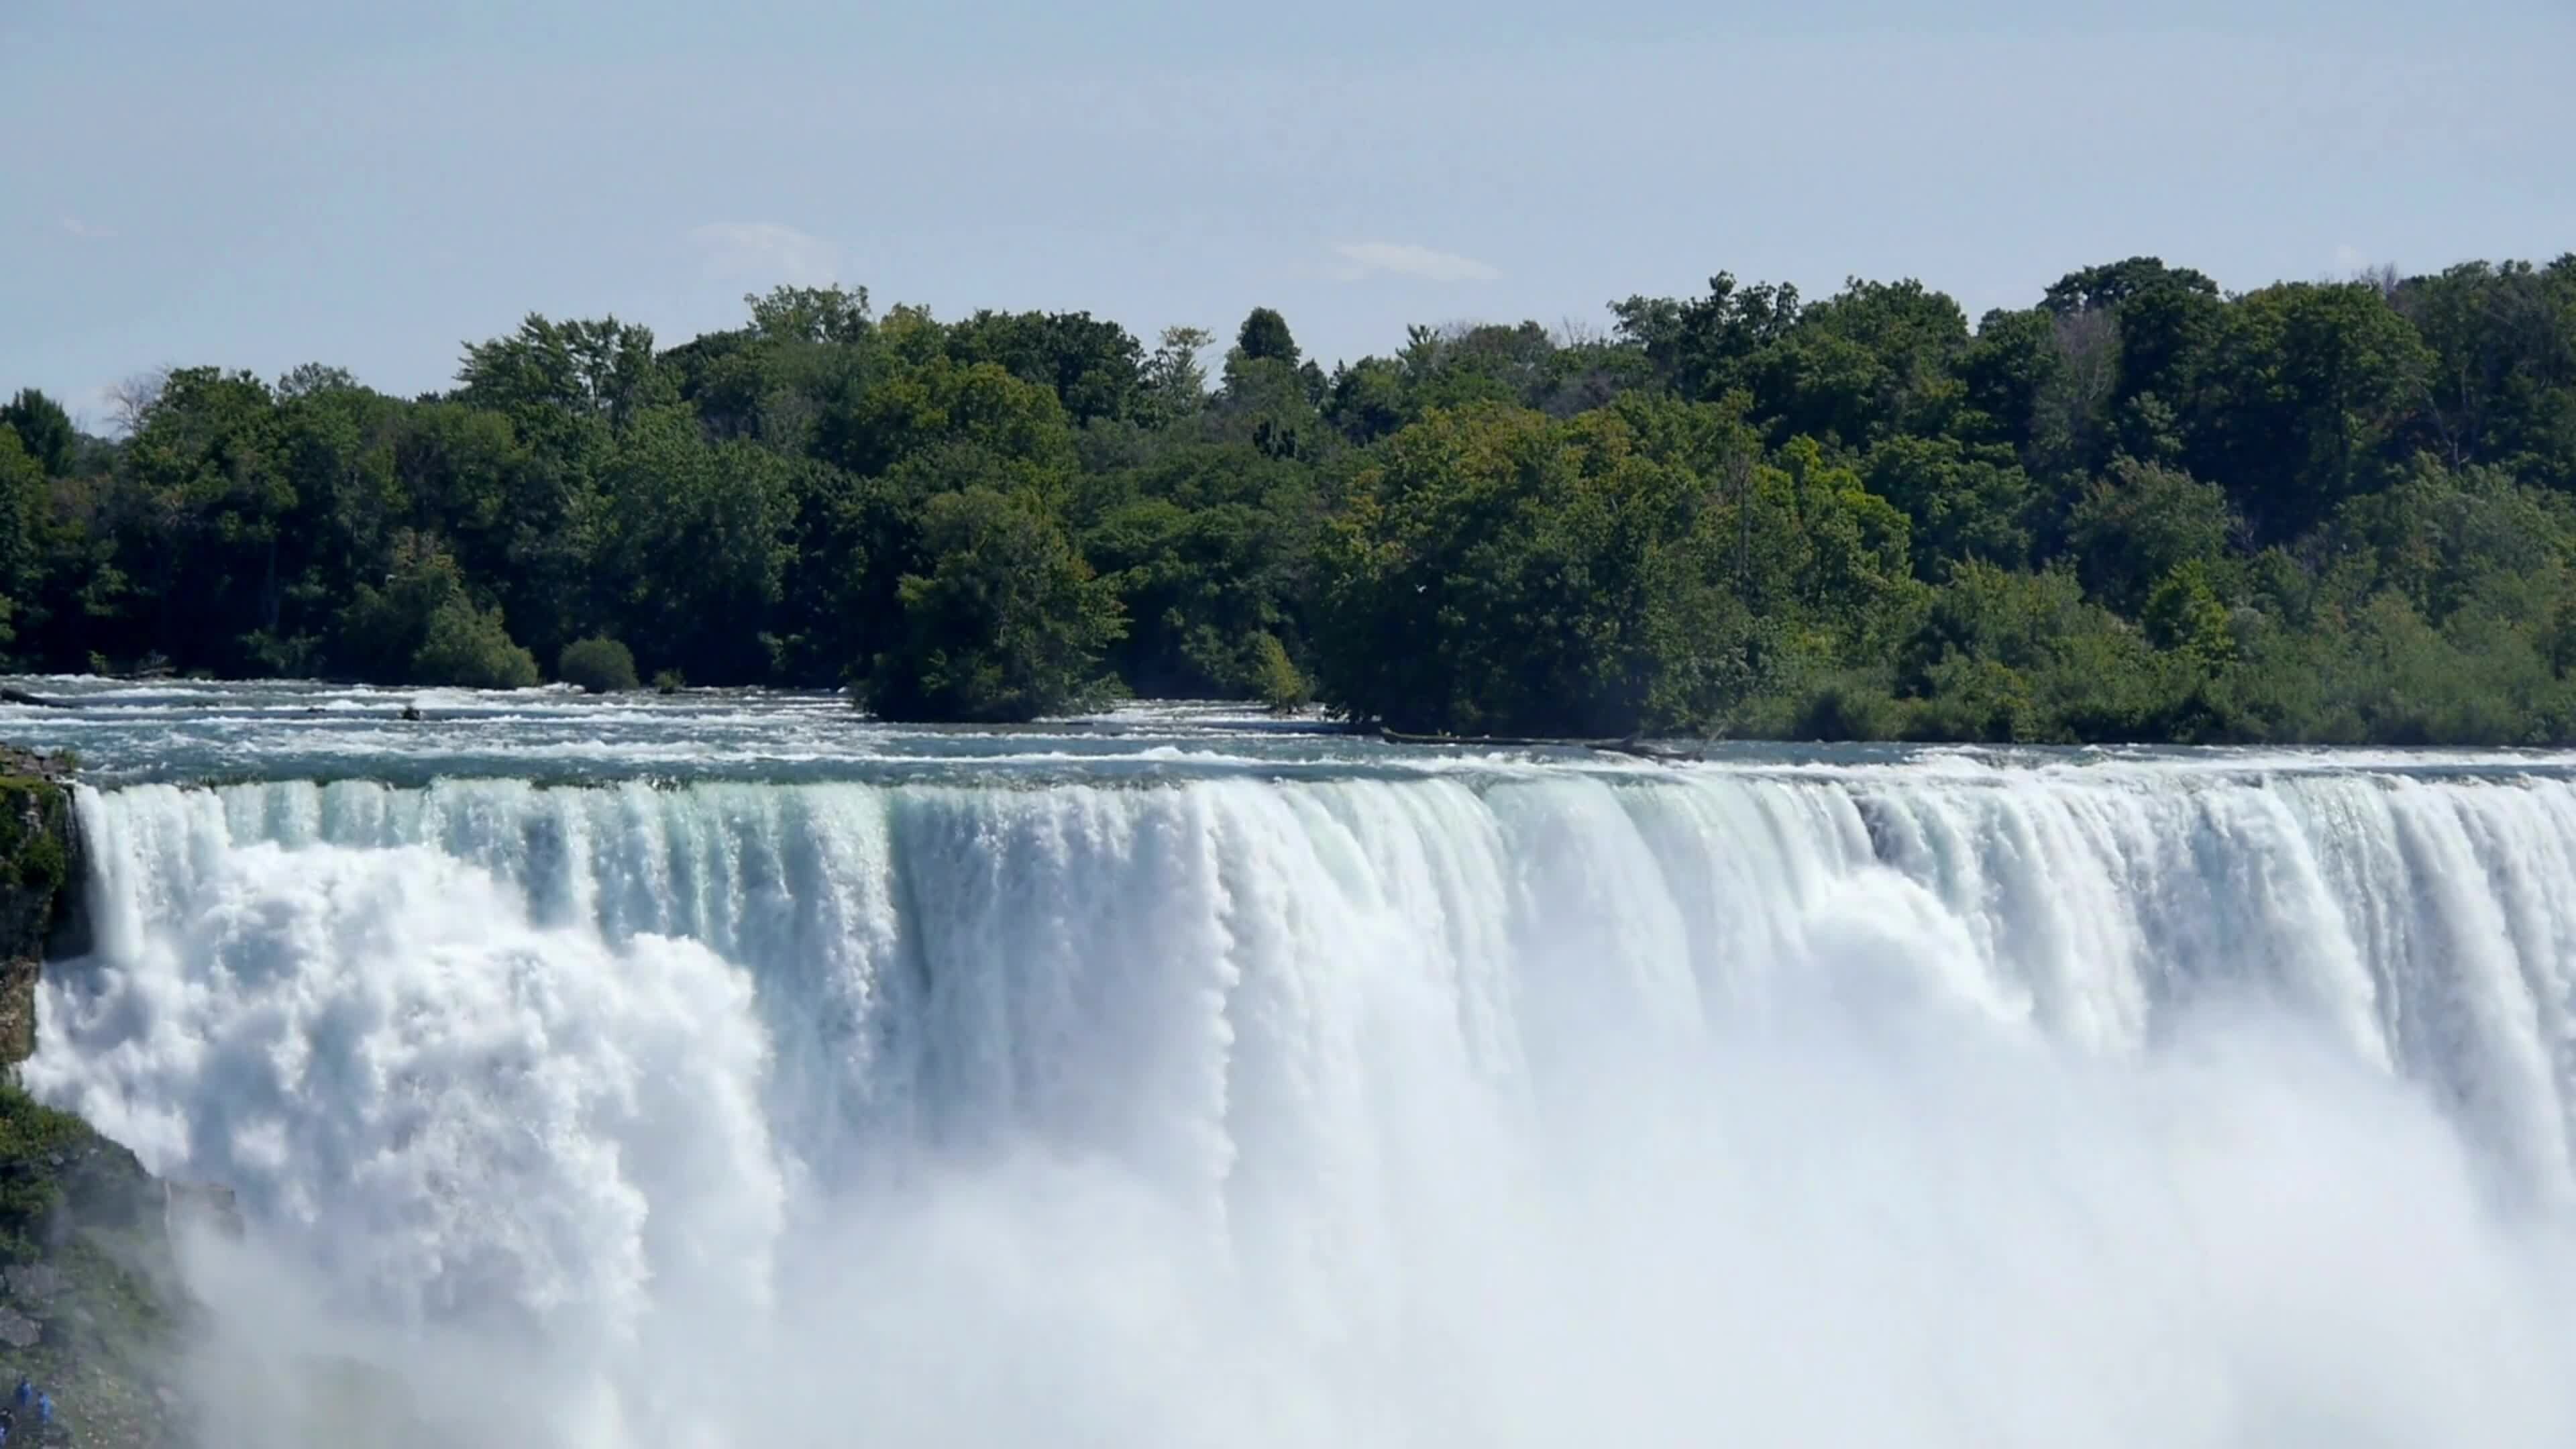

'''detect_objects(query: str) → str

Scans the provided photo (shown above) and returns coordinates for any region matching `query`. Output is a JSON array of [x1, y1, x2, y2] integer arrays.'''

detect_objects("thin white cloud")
[[1330, 241, 1501, 284], [58, 217, 115, 240], [689, 222, 839, 285]]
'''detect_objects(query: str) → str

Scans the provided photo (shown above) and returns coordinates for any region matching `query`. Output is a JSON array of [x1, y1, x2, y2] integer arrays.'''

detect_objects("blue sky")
[[5, 0, 2572, 429]]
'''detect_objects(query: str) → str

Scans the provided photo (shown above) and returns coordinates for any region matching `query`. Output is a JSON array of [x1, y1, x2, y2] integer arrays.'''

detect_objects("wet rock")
[[0, 1305, 39, 1348], [3, 1263, 58, 1302]]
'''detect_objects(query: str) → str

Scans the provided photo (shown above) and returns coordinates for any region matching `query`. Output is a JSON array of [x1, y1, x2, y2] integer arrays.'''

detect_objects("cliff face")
[[0, 753, 85, 1068], [0, 752, 195, 1448]]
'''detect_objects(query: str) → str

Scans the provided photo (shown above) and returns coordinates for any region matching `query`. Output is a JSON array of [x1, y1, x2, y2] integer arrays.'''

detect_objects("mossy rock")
[[0, 1088, 188, 1449], [0, 775, 83, 1067]]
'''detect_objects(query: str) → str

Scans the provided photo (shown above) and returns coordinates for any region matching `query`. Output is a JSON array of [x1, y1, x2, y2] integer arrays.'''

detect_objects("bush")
[[557, 637, 639, 694], [1900, 655, 2039, 742], [411, 598, 539, 689], [1786, 674, 1903, 742], [653, 669, 686, 695]]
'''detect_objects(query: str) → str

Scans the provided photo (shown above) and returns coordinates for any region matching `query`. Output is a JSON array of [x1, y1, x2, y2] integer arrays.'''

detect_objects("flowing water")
[[9, 679, 2576, 1446]]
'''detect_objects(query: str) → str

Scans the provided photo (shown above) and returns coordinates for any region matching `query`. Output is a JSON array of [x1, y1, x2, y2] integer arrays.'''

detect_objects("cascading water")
[[10, 683, 2576, 1446]]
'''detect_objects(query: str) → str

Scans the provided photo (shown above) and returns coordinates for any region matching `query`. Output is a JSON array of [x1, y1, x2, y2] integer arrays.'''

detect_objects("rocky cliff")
[[0, 752, 195, 1448], [0, 750, 84, 1069]]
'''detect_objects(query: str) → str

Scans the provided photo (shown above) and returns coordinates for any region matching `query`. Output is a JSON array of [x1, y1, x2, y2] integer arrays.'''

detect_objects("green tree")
[[946, 309, 1146, 425], [1865, 435, 2037, 570], [1312, 402, 1760, 737], [590, 407, 794, 684], [2064, 459, 2238, 612], [2141, 560, 2237, 669], [747, 284, 873, 345], [115, 366, 296, 670], [1236, 308, 1300, 366], [2192, 282, 2433, 538], [456, 315, 675, 427], [1138, 326, 1215, 427], [334, 534, 537, 688], [816, 356, 1075, 480], [2393, 260, 2576, 482], [2042, 258, 2219, 316], [0, 431, 45, 646], [861, 488, 1125, 722], [0, 391, 76, 479], [1077, 443, 1320, 698]]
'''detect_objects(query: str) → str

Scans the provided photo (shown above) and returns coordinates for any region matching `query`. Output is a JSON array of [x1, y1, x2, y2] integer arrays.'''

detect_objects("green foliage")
[[337, 536, 536, 688], [412, 596, 539, 689], [1077, 442, 1319, 698], [13, 824, 66, 898], [946, 309, 1145, 425], [2141, 561, 2237, 668], [1866, 436, 2036, 570], [1236, 309, 1300, 367], [8, 253, 2576, 739], [2065, 459, 2238, 612], [655, 669, 685, 695], [1313, 402, 1773, 737], [861, 488, 1125, 722], [590, 408, 793, 684], [558, 637, 639, 693], [1, 390, 76, 478], [0, 1083, 87, 1262], [2190, 282, 2434, 539], [1247, 631, 1307, 713], [457, 314, 674, 425], [0, 433, 43, 645], [1786, 676, 1893, 741]]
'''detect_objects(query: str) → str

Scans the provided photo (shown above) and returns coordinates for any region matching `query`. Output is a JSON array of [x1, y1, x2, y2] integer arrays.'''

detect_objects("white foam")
[[28, 765, 2576, 1445]]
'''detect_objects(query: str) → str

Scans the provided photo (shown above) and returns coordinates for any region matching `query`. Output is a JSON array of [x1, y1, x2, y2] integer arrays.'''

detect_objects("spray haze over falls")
[[7, 684, 2576, 1444]]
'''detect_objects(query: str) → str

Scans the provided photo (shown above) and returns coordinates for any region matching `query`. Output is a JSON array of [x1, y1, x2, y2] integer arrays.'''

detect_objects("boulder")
[[3, 1262, 58, 1303]]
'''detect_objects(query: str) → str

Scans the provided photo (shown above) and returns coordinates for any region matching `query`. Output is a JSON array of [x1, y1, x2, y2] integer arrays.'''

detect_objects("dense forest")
[[5, 254, 2576, 743]]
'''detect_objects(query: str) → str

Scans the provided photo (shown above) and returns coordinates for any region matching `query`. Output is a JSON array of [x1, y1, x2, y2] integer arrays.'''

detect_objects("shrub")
[[411, 598, 539, 689], [1787, 674, 1902, 742], [558, 637, 640, 694], [654, 669, 686, 695]]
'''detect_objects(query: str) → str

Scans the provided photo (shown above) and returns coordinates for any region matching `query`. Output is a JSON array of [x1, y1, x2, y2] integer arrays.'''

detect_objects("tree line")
[[4, 253, 2575, 743]]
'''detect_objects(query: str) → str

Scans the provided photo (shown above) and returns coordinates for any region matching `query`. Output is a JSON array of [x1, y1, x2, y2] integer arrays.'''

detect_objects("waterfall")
[[26, 765, 2576, 1446]]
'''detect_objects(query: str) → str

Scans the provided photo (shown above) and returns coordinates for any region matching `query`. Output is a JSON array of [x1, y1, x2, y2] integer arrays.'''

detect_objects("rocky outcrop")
[[0, 748, 83, 1069], [0, 748, 193, 1447]]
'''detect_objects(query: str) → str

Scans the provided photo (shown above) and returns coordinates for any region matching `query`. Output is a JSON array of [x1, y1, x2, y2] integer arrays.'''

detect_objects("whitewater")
[[9, 680, 2576, 1446]]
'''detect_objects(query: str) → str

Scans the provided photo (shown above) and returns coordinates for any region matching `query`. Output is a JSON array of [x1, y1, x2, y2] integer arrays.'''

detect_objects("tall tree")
[[1235, 307, 1300, 366], [0, 390, 76, 478]]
